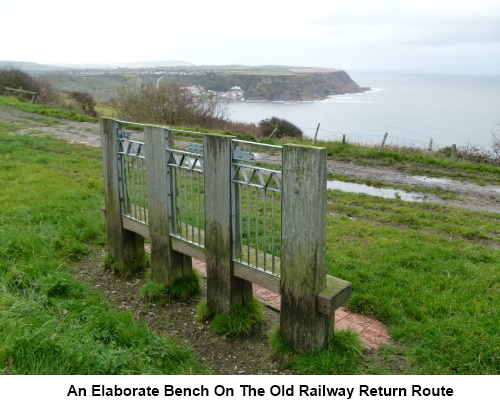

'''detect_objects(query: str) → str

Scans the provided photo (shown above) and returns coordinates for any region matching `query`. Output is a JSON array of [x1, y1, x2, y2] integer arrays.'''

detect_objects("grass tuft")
[[169, 271, 202, 301], [271, 327, 366, 374], [140, 272, 201, 303], [140, 278, 168, 303], [197, 298, 266, 337], [103, 254, 149, 278]]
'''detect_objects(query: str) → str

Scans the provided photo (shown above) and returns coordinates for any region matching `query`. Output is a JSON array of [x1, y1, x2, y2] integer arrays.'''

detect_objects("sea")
[[226, 71, 500, 150]]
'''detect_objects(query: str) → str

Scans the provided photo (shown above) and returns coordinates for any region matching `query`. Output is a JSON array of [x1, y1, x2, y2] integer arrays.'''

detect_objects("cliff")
[[244, 69, 369, 101], [32, 64, 369, 101], [165, 67, 369, 101]]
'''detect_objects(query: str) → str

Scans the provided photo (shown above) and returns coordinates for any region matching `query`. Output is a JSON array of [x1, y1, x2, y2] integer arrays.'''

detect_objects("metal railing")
[[231, 140, 282, 276], [103, 118, 351, 353], [166, 130, 205, 248], [117, 129, 148, 224]]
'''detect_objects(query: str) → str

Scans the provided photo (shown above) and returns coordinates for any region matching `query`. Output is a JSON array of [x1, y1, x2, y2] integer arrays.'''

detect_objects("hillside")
[[153, 68, 370, 101], [28, 64, 369, 101]]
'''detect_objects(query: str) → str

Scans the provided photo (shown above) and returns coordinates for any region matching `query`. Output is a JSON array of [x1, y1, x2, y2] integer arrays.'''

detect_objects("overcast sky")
[[1, 0, 500, 73]]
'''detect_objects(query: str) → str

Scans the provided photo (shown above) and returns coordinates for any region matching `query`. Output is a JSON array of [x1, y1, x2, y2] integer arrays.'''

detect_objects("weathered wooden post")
[[451, 144, 457, 160], [280, 144, 329, 353], [100, 118, 145, 265], [381, 132, 388, 148], [204, 134, 253, 314], [313, 123, 320, 144], [144, 125, 192, 285]]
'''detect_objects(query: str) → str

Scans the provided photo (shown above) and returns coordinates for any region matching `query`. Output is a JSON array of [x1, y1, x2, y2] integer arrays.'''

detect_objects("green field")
[[0, 100, 498, 375]]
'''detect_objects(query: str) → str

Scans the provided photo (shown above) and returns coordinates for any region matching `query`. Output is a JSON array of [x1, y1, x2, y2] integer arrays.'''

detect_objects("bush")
[[258, 116, 303, 139], [492, 133, 500, 164], [112, 82, 228, 128], [0, 67, 40, 95], [0, 67, 58, 104], [68, 91, 97, 117]]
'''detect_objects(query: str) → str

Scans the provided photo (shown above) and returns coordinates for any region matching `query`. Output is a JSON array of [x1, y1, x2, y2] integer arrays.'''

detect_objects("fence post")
[[281, 144, 329, 353], [313, 123, 320, 144], [100, 118, 144, 264], [451, 144, 457, 160], [204, 134, 253, 314], [144, 125, 192, 285], [381, 132, 388, 148]]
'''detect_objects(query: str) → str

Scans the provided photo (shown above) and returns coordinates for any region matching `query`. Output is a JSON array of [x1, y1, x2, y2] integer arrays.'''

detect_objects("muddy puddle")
[[410, 175, 451, 185], [327, 180, 428, 202]]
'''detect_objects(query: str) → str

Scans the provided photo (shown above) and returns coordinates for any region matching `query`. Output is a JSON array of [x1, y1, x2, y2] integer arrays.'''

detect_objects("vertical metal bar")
[[138, 156, 143, 221], [197, 171, 201, 245], [124, 154, 129, 216], [184, 168, 188, 239], [263, 189, 267, 272], [125, 153, 131, 217], [117, 152, 123, 214], [239, 183, 243, 262], [271, 190, 276, 275], [166, 154, 172, 231], [169, 166, 177, 235], [255, 186, 258, 269], [136, 155, 141, 221], [117, 153, 122, 214], [144, 157, 148, 222], [172, 166, 182, 235], [179, 167, 183, 237], [246, 184, 251, 264], [126, 153, 131, 218], [141, 156, 146, 222], [130, 153, 137, 218], [191, 169, 194, 242], [135, 155, 140, 222]]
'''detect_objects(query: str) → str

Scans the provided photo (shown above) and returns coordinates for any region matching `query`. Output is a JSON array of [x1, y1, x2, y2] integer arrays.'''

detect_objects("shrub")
[[491, 133, 500, 164], [0, 67, 40, 95], [68, 91, 97, 117], [0, 67, 58, 104], [112, 82, 228, 128], [258, 116, 303, 139]]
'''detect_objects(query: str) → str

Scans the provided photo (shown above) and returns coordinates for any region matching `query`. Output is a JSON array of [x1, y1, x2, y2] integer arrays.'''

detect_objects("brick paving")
[[192, 259, 390, 350]]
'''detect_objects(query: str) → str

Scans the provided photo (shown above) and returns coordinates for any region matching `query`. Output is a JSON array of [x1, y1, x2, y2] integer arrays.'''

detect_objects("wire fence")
[[298, 125, 499, 156]]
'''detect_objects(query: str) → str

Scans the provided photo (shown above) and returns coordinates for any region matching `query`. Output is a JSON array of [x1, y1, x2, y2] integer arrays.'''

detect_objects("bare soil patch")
[[74, 248, 287, 375]]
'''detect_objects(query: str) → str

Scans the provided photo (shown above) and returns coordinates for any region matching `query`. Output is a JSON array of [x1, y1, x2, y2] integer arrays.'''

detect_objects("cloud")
[[1, 0, 500, 71]]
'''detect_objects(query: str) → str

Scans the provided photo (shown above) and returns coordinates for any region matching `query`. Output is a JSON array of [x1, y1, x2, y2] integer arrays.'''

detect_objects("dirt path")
[[2, 105, 498, 214], [326, 160, 500, 214]]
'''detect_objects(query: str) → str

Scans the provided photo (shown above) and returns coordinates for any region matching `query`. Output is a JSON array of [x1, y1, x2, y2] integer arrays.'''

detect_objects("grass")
[[287, 138, 500, 185], [324, 191, 500, 375], [1, 98, 499, 375], [197, 298, 266, 337], [0, 130, 203, 374], [270, 328, 369, 374], [140, 271, 202, 303], [0, 96, 97, 123], [267, 190, 499, 375]]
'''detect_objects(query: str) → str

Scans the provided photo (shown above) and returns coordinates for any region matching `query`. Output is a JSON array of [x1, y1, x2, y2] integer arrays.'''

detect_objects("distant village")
[[65, 67, 246, 101], [185, 85, 245, 101]]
